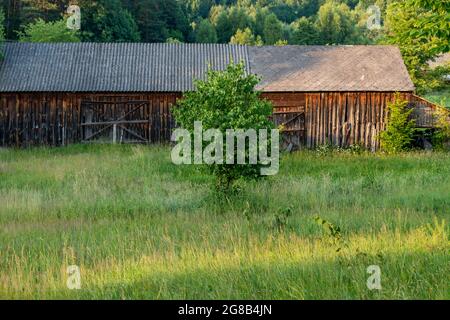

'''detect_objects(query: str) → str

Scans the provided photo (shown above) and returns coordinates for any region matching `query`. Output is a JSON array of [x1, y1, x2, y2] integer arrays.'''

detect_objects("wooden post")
[[113, 124, 117, 144]]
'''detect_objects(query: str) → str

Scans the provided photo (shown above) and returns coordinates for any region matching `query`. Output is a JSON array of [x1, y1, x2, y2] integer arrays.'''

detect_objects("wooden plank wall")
[[0, 92, 181, 147], [262, 93, 306, 150], [407, 94, 447, 128], [2, 91, 435, 151], [263, 92, 413, 151]]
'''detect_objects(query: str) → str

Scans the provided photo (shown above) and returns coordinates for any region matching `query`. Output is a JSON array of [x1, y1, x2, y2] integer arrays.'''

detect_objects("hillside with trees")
[[0, 0, 416, 45]]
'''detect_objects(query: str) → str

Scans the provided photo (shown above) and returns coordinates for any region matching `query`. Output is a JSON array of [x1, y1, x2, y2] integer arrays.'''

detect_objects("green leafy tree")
[[80, 0, 140, 42], [230, 27, 262, 45], [0, 8, 4, 42], [228, 6, 252, 37], [275, 39, 288, 46], [380, 94, 417, 153], [196, 0, 214, 18], [315, 0, 360, 44], [18, 18, 80, 42], [291, 17, 320, 45], [124, 0, 190, 43], [271, 2, 300, 23], [173, 62, 275, 190], [215, 10, 233, 43], [383, 0, 450, 93], [20, 0, 60, 24], [263, 13, 283, 45], [433, 107, 450, 150], [166, 37, 183, 44], [1, 0, 66, 40], [0, 8, 4, 59], [253, 6, 270, 38], [195, 19, 217, 43]]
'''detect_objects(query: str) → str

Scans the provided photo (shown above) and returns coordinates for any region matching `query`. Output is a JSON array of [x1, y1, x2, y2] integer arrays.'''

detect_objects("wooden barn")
[[0, 43, 442, 150]]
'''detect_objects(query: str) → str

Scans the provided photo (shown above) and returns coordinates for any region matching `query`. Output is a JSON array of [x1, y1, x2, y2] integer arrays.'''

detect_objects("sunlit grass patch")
[[0, 145, 449, 299]]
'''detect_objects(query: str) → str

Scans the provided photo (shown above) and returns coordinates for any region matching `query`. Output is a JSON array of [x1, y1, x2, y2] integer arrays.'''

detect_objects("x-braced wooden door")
[[81, 99, 151, 144], [272, 106, 306, 151]]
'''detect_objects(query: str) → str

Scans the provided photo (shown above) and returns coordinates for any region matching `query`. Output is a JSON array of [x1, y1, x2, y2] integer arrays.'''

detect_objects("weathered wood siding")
[[263, 92, 414, 151], [1, 90, 441, 150], [407, 94, 445, 128], [266, 93, 306, 150], [0, 93, 181, 147]]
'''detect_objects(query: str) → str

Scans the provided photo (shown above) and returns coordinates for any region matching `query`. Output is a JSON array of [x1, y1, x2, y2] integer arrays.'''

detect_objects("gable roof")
[[250, 45, 415, 92], [0, 42, 414, 93]]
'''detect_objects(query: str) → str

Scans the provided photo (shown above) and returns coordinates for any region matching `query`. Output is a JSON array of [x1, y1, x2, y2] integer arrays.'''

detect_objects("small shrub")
[[379, 93, 417, 153], [314, 216, 346, 252], [173, 62, 275, 192], [345, 144, 365, 155], [432, 107, 450, 150], [315, 144, 333, 156], [272, 207, 293, 231]]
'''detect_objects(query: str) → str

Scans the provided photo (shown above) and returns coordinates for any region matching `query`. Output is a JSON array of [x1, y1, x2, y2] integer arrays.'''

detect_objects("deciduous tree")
[[230, 27, 262, 45], [173, 62, 275, 191], [262, 13, 283, 45], [80, 0, 140, 42], [18, 18, 80, 42], [315, 0, 360, 44], [384, 0, 450, 92], [291, 17, 319, 45], [195, 18, 217, 43]]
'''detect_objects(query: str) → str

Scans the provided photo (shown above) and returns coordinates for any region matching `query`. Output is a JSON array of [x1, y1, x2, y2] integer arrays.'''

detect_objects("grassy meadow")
[[0, 144, 449, 300], [425, 88, 450, 109]]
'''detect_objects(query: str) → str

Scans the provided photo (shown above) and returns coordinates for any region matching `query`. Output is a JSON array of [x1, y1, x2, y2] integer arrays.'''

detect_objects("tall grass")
[[0, 145, 449, 299]]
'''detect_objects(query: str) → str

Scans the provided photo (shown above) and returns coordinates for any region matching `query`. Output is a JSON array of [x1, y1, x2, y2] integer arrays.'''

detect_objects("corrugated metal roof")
[[250, 45, 415, 92], [0, 42, 250, 92], [0, 43, 415, 92]]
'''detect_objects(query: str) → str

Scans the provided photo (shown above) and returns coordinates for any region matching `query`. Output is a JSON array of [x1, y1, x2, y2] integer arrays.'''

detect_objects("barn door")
[[273, 107, 306, 151], [81, 99, 150, 144]]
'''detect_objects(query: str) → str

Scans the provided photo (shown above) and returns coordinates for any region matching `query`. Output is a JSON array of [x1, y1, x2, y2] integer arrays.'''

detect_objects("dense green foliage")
[[425, 87, 450, 110], [0, 8, 4, 58], [173, 63, 274, 190], [0, 8, 4, 42], [195, 19, 217, 43], [432, 107, 450, 151], [230, 27, 263, 45], [18, 18, 80, 42], [383, 0, 450, 93], [379, 94, 417, 153], [0, 145, 449, 299], [80, 0, 140, 42], [0, 0, 388, 45]]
